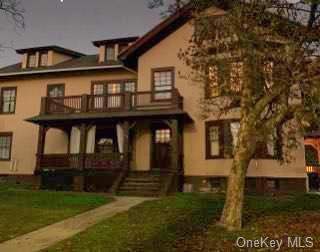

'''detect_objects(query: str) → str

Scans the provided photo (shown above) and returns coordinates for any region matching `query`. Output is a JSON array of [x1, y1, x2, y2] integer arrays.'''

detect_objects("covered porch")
[[33, 116, 187, 194]]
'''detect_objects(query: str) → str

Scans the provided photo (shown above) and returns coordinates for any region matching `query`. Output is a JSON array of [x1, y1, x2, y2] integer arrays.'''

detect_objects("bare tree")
[[150, 0, 320, 230], [0, 0, 24, 50], [0, 0, 24, 27]]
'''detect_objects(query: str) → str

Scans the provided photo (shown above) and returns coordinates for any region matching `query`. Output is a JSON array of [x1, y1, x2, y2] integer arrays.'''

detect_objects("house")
[[0, 5, 307, 195]]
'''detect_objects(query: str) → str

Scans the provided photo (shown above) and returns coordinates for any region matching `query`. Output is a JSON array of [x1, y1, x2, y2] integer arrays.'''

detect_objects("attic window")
[[27, 54, 37, 68], [39, 53, 48, 67], [105, 46, 115, 61]]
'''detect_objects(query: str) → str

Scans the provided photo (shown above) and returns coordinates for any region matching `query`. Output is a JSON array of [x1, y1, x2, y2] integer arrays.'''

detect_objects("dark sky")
[[0, 0, 162, 67]]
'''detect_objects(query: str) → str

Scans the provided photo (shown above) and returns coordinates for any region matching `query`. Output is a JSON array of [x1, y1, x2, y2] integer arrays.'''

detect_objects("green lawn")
[[0, 183, 113, 242], [45, 193, 320, 252]]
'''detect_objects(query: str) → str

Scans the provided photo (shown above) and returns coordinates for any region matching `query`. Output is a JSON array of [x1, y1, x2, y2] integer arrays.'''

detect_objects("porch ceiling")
[[25, 109, 193, 126]]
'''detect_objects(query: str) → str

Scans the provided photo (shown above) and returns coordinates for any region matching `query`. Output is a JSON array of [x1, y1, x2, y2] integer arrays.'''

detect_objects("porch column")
[[122, 121, 130, 170], [35, 125, 48, 171], [169, 119, 180, 172], [74, 123, 87, 191]]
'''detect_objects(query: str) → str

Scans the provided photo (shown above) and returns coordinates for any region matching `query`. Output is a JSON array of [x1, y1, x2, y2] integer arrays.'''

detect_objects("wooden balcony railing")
[[40, 89, 183, 115], [38, 153, 125, 171]]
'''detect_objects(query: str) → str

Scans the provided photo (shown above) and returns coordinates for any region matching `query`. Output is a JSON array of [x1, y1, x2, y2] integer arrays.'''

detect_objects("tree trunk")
[[220, 122, 254, 230]]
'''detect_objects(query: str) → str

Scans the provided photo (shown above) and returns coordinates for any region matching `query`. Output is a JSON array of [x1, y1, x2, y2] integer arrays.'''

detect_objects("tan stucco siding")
[[134, 122, 151, 171], [0, 70, 136, 174], [137, 21, 306, 178]]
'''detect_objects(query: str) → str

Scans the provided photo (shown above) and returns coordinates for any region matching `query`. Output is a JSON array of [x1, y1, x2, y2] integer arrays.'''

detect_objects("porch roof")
[[25, 109, 193, 126]]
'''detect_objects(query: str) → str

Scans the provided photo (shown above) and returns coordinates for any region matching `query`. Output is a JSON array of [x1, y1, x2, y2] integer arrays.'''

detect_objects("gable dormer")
[[16, 46, 85, 69], [92, 37, 139, 63]]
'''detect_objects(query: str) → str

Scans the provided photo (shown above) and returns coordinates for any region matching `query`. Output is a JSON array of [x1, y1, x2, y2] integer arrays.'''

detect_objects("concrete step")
[[126, 176, 160, 181], [122, 181, 161, 187], [117, 191, 160, 197], [120, 185, 160, 192]]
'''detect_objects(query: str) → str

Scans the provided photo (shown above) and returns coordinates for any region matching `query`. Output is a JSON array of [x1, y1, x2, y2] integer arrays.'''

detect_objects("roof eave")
[[0, 65, 136, 78], [92, 36, 140, 47]]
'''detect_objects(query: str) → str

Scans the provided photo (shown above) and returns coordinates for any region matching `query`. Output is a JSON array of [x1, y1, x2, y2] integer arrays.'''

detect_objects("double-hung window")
[[206, 120, 240, 159], [207, 124, 220, 157], [1, 87, 17, 114], [0, 133, 12, 161], [152, 68, 174, 100]]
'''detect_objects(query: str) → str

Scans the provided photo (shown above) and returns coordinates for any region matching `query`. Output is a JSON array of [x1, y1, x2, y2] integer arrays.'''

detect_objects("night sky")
[[0, 0, 162, 67]]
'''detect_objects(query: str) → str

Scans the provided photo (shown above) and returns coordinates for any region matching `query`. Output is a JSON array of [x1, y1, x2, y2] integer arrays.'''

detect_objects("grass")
[[0, 182, 113, 242], [45, 193, 320, 252]]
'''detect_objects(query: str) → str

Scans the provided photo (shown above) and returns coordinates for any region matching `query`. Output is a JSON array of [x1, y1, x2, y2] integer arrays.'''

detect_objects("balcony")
[[40, 89, 183, 116]]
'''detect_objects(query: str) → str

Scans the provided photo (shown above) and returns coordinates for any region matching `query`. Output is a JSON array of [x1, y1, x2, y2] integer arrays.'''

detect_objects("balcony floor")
[[26, 109, 193, 125]]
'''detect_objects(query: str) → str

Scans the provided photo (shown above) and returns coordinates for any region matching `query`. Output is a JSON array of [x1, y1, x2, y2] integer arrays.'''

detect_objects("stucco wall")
[[0, 69, 136, 174], [136, 20, 306, 178]]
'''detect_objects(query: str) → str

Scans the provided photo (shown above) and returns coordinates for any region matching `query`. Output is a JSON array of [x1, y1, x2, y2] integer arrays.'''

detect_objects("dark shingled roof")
[[0, 55, 125, 77], [16, 45, 85, 58]]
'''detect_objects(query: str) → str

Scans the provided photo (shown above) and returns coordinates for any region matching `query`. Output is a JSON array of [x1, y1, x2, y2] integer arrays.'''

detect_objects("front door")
[[152, 127, 171, 170]]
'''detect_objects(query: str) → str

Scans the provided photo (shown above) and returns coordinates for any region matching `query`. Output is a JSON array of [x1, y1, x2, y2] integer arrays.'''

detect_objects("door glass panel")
[[107, 83, 122, 108], [155, 129, 171, 143], [153, 128, 172, 170], [93, 84, 104, 109]]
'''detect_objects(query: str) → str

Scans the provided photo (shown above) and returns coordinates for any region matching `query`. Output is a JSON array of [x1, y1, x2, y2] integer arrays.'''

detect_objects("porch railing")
[[85, 153, 124, 170], [40, 89, 183, 115], [38, 153, 125, 170]]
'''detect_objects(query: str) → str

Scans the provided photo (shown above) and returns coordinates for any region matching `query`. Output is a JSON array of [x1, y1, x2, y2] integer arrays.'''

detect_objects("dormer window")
[[39, 52, 48, 67], [93, 37, 139, 63], [17, 46, 85, 69], [27, 54, 37, 68], [105, 46, 115, 61]]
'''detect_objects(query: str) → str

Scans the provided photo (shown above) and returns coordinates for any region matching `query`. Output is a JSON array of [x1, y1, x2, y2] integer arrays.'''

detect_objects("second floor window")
[[152, 68, 174, 100], [28, 54, 37, 68], [206, 62, 243, 98], [0, 133, 12, 161], [1, 87, 17, 114], [47, 84, 65, 97], [39, 53, 48, 67], [105, 46, 115, 61]]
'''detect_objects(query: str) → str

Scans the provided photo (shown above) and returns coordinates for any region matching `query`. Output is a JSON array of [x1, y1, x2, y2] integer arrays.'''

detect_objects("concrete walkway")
[[0, 196, 150, 252]]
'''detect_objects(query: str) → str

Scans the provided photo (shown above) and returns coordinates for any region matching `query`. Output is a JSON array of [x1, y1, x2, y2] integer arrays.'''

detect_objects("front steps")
[[117, 172, 161, 197]]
